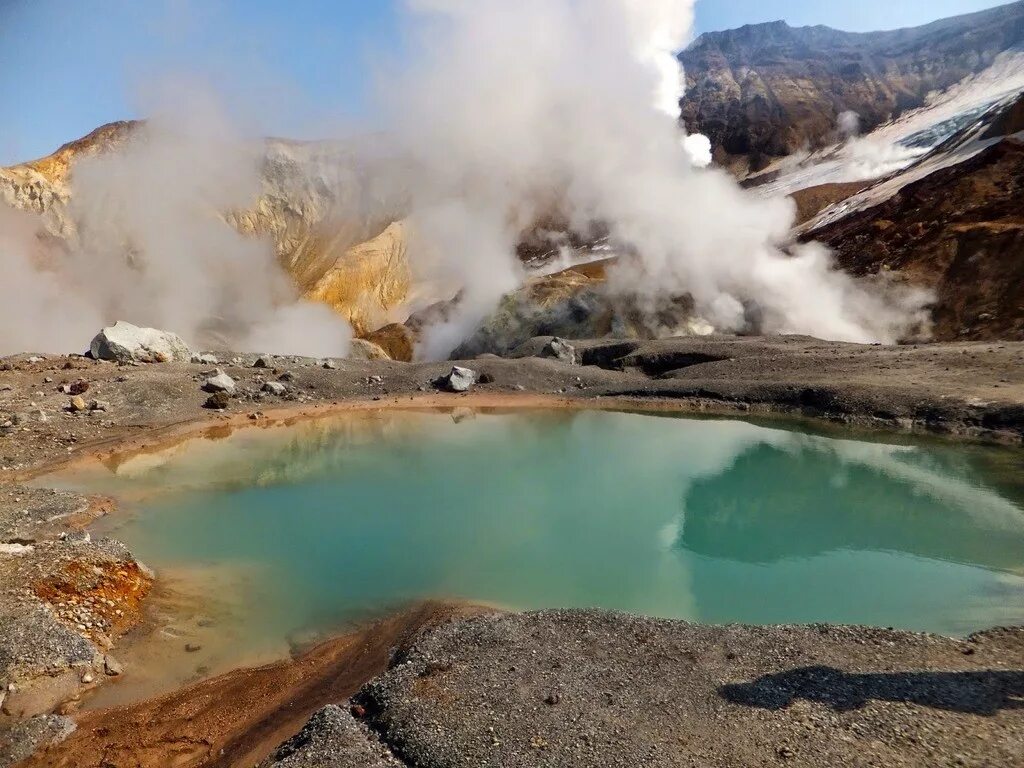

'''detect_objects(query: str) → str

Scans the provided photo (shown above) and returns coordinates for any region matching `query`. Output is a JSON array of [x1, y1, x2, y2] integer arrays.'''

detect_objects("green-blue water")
[[70, 410, 1024, 641]]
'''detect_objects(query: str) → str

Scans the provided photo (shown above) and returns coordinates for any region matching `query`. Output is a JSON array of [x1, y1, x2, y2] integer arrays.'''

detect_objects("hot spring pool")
[[53, 410, 1024, 652]]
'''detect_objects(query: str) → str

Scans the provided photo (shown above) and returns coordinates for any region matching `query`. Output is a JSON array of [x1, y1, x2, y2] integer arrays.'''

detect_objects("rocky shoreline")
[[1, 333, 1023, 766]]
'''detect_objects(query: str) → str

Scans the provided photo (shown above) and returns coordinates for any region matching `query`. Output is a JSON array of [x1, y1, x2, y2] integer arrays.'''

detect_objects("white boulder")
[[90, 322, 192, 364], [439, 366, 478, 393]]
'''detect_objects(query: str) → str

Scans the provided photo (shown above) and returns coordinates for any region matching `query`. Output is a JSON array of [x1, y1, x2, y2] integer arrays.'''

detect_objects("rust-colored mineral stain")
[[34, 559, 152, 641]]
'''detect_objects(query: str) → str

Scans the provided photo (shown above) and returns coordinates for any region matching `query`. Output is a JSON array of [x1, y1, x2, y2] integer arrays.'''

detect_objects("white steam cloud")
[[0, 0, 930, 359], [387, 0, 928, 350], [0, 205, 102, 353], [0, 82, 353, 357]]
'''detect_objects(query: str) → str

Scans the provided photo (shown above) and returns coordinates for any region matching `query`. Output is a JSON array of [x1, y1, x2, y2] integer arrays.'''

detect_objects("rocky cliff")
[[680, 1, 1024, 172]]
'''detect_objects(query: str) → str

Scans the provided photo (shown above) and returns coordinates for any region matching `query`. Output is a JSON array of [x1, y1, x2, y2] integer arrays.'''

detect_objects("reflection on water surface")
[[48, 410, 1024, 648]]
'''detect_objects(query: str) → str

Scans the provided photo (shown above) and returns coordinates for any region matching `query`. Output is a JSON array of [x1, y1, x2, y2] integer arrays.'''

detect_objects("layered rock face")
[[679, 2, 1024, 172]]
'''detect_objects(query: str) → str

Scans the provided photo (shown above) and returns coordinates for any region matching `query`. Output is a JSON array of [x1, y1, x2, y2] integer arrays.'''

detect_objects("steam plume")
[[387, 0, 929, 350], [1, 82, 352, 357]]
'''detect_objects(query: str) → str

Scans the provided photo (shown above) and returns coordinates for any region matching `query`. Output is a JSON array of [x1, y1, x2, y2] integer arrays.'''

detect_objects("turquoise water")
[[69, 410, 1024, 641]]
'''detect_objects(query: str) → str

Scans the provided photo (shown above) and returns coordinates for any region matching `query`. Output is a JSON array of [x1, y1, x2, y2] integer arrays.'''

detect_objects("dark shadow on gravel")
[[720, 666, 1024, 715]]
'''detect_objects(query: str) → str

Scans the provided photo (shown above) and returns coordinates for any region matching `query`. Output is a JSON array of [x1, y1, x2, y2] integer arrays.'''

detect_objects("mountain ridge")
[[679, 1, 1024, 172]]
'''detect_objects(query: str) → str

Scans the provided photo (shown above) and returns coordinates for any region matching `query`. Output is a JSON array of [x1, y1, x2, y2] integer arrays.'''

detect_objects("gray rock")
[[263, 382, 287, 396], [202, 370, 236, 395], [60, 530, 91, 545], [0, 715, 76, 768], [0, 605, 99, 718], [103, 655, 122, 677], [89, 321, 192, 364], [203, 392, 231, 410], [260, 705, 401, 768], [88, 400, 109, 412], [540, 337, 578, 365], [438, 366, 477, 393], [192, 353, 219, 365]]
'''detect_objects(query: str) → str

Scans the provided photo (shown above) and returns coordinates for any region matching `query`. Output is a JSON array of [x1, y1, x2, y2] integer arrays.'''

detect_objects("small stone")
[[104, 656, 123, 676], [81, 672, 95, 684], [185, 643, 202, 653], [322, 359, 338, 370], [540, 337, 577, 365], [437, 366, 477, 393], [252, 357, 270, 369], [279, 371, 296, 382], [203, 392, 231, 410], [202, 371, 236, 395], [262, 382, 287, 396], [192, 353, 219, 365], [68, 379, 90, 396], [89, 400, 110, 412], [68, 396, 88, 412], [43, 376, 54, 383]]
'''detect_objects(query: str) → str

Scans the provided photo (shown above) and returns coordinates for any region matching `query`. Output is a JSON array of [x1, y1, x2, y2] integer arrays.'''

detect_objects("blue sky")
[[0, 0, 1011, 165]]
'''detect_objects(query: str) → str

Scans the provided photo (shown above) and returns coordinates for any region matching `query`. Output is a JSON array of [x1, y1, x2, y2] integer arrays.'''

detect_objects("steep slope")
[[679, 1, 1024, 172], [802, 93, 1024, 341]]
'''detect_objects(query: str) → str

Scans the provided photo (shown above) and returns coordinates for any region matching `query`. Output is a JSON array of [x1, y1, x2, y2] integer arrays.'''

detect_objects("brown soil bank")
[[17, 603, 477, 768]]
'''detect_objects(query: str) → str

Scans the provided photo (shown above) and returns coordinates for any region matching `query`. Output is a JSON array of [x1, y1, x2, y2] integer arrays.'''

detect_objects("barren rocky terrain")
[[0, 333, 1022, 766], [3, 6, 1024, 765]]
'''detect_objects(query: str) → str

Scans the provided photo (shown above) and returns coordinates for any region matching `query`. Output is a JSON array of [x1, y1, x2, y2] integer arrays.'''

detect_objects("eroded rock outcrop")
[[451, 260, 710, 359], [301, 222, 410, 336]]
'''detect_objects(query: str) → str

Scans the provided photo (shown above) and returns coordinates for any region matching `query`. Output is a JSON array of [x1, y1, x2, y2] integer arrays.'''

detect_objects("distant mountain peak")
[[680, 1, 1024, 173]]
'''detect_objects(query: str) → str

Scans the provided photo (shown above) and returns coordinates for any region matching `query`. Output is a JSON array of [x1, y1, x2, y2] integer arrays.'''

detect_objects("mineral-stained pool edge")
[[44, 409, 1024, 698]]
